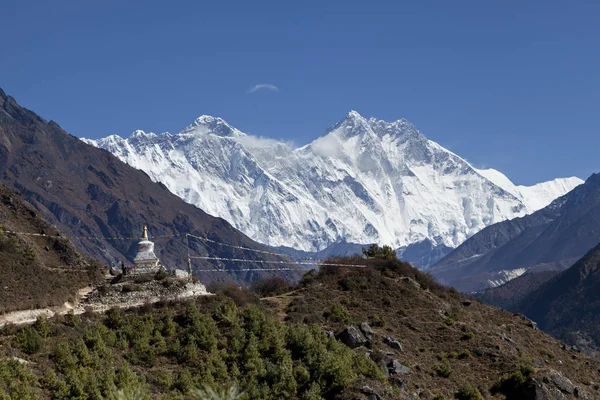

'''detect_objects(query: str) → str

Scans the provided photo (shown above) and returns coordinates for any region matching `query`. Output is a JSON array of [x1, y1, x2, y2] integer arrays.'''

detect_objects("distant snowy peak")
[[83, 110, 582, 256], [328, 110, 422, 141], [476, 168, 583, 212], [183, 115, 246, 137]]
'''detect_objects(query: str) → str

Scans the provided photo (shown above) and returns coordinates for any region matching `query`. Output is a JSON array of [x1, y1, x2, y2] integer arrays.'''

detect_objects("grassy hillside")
[[0, 257, 597, 399], [0, 185, 103, 313]]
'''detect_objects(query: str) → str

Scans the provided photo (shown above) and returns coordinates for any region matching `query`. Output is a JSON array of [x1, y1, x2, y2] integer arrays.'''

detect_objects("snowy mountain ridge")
[[83, 111, 582, 259]]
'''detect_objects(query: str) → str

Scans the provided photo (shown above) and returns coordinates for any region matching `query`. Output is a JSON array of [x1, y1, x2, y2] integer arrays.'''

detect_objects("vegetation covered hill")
[[0, 88, 299, 284], [0, 256, 598, 399], [0, 185, 103, 313]]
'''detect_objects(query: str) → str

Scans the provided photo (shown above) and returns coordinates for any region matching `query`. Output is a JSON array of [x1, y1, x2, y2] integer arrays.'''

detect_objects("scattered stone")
[[527, 320, 538, 330], [388, 359, 411, 375], [369, 352, 393, 377], [336, 326, 367, 349], [547, 370, 576, 394], [360, 385, 381, 400], [383, 336, 403, 351], [325, 331, 335, 339], [516, 369, 581, 399], [361, 386, 375, 395], [11, 357, 34, 365], [389, 377, 406, 388], [172, 269, 191, 279], [359, 322, 374, 341]]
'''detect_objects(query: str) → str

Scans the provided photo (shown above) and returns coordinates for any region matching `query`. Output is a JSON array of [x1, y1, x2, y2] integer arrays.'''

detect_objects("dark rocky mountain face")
[[474, 270, 559, 311], [430, 173, 600, 292], [0, 88, 300, 284], [517, 242, 600, 355], [0, 184, 103, 312]]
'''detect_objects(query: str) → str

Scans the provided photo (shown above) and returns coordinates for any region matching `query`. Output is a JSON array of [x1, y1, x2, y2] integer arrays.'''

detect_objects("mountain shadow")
[[516, 242, 600, 355]]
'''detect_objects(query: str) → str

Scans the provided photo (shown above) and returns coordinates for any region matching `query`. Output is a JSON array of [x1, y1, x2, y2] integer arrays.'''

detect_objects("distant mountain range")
[[83, 111, 581, 267], [431, 173, 600, 292], [479, 240, 600, 355], [0, 88, 299, 284]]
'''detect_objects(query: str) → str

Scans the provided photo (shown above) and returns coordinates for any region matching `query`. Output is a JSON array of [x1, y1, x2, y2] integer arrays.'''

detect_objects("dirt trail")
[[0, 282, 211, 328], [261, 288, 306, 321]]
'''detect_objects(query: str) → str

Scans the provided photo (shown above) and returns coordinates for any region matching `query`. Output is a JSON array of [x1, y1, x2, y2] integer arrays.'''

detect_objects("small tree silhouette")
[[362, 244, 397, 260]]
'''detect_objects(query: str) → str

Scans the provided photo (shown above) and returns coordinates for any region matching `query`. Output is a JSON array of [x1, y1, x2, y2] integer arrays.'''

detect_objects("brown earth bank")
[[0, 184, 103, 313], [0, 257, 598, 399]]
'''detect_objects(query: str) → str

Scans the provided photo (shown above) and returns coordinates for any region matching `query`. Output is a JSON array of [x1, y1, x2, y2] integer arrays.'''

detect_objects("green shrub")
[[63, 312, 81, 327], [444, 313, 458, 326], [0, 360, 41, 399], [14, 327, 43, 355], [33, 316, 50, 339], [433, 360, 452, 378], [328, 303, 352, 324], [250, 277, 292, 297], [214, 284, 257, 306], [0, 296, 386, 399], [362, 244, 397, 260], [492, 364, 536, 396], [458, 349, 473, 359], [107, 385, 151, 400], [455, 383, 483, 400], [191, 385, 244, 400], [300, 269, 318, 286], [460, 331, 475, 340]]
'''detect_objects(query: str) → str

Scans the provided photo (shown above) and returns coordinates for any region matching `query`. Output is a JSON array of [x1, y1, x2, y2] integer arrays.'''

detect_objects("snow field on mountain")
[[83, 112, 582, 253]]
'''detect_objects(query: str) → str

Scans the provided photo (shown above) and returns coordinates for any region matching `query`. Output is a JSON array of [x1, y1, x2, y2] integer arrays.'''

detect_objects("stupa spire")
[[132, 225, 161, 274]]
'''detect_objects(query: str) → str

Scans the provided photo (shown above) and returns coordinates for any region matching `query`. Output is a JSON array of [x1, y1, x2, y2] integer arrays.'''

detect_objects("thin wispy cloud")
[[247, 83, 280, 94]]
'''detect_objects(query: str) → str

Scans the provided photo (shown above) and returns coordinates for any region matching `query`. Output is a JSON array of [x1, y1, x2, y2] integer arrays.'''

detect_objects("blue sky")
[[1, 0, 598, 185]]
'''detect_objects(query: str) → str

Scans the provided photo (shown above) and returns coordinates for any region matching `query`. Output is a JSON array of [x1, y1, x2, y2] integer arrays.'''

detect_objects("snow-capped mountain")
[[83, 111, 582, 261]]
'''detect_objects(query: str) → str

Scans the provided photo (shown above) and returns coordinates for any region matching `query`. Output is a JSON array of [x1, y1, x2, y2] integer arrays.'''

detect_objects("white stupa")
[[132, 225, 162, 274]]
